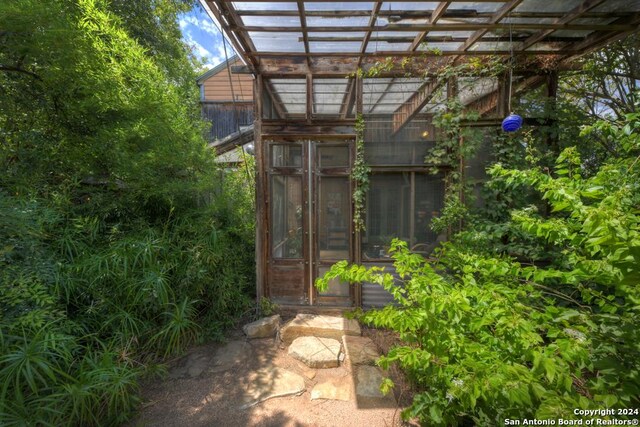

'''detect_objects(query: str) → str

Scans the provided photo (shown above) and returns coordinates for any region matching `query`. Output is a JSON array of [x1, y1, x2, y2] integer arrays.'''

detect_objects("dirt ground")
[[126, 327, 415, 427]]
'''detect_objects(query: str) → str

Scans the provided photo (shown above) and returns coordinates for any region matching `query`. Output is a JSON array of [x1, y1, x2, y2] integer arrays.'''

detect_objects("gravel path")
[[127, 329, 410, 427]]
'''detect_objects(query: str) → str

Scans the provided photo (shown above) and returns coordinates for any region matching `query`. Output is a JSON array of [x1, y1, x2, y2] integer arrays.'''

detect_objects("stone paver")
[[243, 315, 281, 339], [343, 335, 379, 366], [311, 377, 352, 402], [209, 340, 251, 373], [241, 367, 306, 409], [288, 336, 342, 368], [356, 365, 391, 399], [280, 314, 361, 344], [168, 352, 210, 379]]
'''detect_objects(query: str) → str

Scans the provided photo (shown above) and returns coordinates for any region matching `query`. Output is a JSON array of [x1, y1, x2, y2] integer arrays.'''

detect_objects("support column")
[[254, 74, 266, 300], [546, 70, 559, 154], [354, 74, 363, 308]]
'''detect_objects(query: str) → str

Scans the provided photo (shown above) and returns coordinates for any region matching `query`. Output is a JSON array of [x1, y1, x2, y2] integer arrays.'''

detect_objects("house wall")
[[201, 102, 254, 141], [201, 60, 254, 102]]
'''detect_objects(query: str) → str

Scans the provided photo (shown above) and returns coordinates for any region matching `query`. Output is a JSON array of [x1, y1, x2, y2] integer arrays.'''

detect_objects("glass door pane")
[[271, 175, 303, 259], [318, 176, 350, 260]]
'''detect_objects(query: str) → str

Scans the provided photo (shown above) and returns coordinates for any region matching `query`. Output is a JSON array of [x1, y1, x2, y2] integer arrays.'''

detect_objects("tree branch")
[[0, 65, 42, 81]]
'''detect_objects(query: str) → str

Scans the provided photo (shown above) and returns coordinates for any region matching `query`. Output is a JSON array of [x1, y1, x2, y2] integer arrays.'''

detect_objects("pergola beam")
[[459, 0, 524, 51], [410, 1, 451, 50], [522, 0, 608, 50], [340, 1, 383, 118], [234, 10, 626, 20], [392, 78, 445, 134], [239, 23, 634, 33], [252, 49, 577, 58]]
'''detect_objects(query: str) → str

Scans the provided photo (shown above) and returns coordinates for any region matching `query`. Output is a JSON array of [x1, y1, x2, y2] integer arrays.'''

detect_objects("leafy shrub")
[[317, 113, 640, 425], [0, 0, 255, 425]]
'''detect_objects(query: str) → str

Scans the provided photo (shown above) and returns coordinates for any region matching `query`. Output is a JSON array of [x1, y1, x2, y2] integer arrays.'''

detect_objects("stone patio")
[[130, 314, 401, 427]]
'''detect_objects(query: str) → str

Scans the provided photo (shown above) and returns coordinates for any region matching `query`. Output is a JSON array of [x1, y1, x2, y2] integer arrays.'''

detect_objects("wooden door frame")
[[311, 140, 356, 307]]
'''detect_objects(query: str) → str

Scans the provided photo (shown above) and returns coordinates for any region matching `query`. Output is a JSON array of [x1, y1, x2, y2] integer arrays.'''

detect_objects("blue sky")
[[178, 3, 236, 71]]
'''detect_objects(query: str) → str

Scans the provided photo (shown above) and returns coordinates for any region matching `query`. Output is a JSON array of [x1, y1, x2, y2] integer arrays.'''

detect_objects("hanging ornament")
[[502, 19, 522, 133], [502, 113, 523, 132]]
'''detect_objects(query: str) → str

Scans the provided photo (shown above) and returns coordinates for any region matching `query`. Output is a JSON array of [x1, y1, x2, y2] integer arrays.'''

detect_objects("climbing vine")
[[352, 113, 370, 231]]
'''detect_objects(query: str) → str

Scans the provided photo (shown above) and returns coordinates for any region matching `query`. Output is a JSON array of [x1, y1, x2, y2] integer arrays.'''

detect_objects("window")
[[271, 175, 303, 258], [362, 172, 445, 260]]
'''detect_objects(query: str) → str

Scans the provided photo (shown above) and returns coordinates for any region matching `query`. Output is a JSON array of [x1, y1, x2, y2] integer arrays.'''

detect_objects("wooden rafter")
[[521, 0, 608, 50], [464, 75, 546, 116], [264, 79, 287, 118], [391, 0, 524, 133], [240, 23, 634, 33], [410, 1, 451, 50], [304, 35, 581, 43], [392, 78, 445, 134], [339, 1, 382, 118], [459, 0, 524, 51], [234, 10, 626, 20], [204, 0, 640, 123]]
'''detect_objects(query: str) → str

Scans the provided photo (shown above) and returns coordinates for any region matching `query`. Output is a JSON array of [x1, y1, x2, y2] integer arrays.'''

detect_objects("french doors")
[[267, 139, 353, 306]]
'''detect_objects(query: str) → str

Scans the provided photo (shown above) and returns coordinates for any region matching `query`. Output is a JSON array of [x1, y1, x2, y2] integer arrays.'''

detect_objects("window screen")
[[271, 144, 302, 168], [271, 175, 303, 258], [362, 172, 445, 259], [318, 146, 349, 168]]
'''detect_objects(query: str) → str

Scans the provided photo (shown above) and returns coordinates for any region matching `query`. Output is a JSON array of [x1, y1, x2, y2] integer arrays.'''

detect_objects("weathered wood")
[[356, 75, 363, 115], [201, 103, 254, 141], [204, 1, 257, 68], [410, 1, 451, 50], [392, 78, 445, 134], [522, 0, 608, 50], [253, 49, 577, 58], [254, 75, 265, 300], [201, 58, 254, 101], [496, 73, 510, 117], [263, 80, 287, 119], [306, 74, 313, 121], [240, 23, 633, 33], [305, 35, 582, 43], [234, 9, 625, 20], [459, 0, 524, 52]]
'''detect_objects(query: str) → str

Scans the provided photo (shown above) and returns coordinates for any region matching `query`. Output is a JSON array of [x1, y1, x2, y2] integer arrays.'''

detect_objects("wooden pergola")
[[203, 1, 639, 128], [200, 0, 640, 309]]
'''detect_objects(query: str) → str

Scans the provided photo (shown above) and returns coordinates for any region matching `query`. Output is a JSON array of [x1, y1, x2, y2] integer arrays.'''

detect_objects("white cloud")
[[181, 13, 219, 36], [179, 8, 236, 69]]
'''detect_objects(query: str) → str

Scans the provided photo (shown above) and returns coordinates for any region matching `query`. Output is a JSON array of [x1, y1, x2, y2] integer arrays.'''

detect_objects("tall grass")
[[0, 170, 255, 425]]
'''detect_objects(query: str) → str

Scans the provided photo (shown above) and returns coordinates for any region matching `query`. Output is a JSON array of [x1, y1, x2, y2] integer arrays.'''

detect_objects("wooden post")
[[497, 72, 510, 116], [546, 70, 559, 154], [306, 73, 313, 123], [354, 74, 363, 308], [254, 74, 266, 301]]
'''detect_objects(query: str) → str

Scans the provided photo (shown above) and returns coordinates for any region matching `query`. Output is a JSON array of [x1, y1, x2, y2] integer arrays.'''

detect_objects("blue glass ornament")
[[502, 113, 523, 132]]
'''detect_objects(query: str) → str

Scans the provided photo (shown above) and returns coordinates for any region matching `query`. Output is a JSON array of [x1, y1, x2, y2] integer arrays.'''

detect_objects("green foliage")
[[0, 0, 255, 425], [352, 113, 370, 231], [316, 112, 640, 425]]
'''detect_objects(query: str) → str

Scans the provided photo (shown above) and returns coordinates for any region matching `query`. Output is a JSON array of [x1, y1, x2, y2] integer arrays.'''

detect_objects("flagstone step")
[[288, 336, 342, 369], [280, 313, 361, 344], [342, 335, 379, 366]]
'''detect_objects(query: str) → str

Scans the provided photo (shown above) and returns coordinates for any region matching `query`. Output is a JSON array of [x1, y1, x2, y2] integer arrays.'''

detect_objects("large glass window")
[[271, 175, 303, 258], [271, 144, 302, 168], [318, 176, 350, 260], [362, 172, 445, 260]]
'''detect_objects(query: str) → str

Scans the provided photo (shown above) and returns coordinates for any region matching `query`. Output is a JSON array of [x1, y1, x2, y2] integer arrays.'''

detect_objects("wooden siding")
[[201, 102, 254, 141], [201, 60, 254, 102]]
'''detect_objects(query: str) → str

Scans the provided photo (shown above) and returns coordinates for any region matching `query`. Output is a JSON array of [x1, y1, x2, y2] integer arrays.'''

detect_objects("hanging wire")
[[508, 17, 514, 113], [221, 34, 254, 181], [205, 9, 253, 181]]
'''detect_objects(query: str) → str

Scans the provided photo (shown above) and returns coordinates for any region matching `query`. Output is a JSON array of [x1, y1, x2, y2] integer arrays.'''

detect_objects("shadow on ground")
[[126, 328, 405, 427]]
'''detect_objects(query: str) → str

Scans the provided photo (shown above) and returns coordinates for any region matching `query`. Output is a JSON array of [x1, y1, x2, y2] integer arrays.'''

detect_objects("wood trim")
[[392, 78, 445, 134], [254, 75, 265, 300]]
